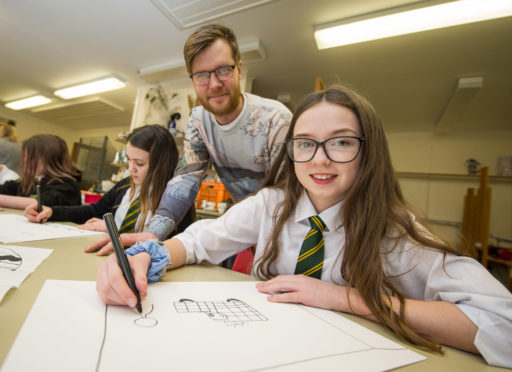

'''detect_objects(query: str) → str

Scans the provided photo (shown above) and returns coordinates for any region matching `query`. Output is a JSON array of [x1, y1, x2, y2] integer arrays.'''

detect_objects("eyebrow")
[[126, 156, 146, 162], [293, 128, 359, 137]]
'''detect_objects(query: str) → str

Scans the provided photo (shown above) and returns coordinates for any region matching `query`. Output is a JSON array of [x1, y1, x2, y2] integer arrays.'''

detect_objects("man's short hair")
[[183, 24, 240, 74]]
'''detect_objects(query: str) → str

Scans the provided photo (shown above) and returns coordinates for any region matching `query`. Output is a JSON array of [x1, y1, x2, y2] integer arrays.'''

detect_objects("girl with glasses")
[[96, 86, 511, 368]]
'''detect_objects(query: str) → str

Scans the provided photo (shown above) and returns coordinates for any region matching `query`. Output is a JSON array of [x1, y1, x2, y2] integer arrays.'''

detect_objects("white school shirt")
[[114, 186, 153, 231], [0, 164, 19, 185], [176, 187, 512, 368]]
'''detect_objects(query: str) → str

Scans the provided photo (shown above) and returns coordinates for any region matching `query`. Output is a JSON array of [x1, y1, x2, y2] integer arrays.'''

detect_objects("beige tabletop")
[[0, 210, 507, 371]]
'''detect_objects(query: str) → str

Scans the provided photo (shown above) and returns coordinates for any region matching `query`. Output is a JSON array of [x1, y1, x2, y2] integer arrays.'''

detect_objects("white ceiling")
[[1, 0, 511, 132]]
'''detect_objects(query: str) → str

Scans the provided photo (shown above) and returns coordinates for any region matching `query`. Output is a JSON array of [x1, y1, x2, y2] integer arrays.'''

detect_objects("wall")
[[387, 130, 512, 247], [130, 72, 253, 132], [73, 125, 130, 152], [0, 107, 75, 148], [0, 107, 129, 153]]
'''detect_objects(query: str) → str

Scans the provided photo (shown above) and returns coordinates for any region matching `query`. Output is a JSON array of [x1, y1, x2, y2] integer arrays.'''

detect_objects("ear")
[[236, 60, 242, 78]]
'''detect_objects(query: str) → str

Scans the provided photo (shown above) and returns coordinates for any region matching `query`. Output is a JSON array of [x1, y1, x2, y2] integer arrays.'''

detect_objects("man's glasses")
[[285, 136, 365, 163], [189, 65, 236, 86]]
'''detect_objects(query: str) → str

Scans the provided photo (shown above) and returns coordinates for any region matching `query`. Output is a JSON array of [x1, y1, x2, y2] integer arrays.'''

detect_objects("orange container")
[[195, 181, 231, 210]]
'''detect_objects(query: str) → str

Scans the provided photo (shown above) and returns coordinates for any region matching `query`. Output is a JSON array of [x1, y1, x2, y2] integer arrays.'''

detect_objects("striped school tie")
[[294, 216, 326, 279], [119, 198, 140, 234]]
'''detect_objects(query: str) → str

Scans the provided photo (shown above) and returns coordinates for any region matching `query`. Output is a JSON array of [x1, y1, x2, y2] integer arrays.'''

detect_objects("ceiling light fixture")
[[314, 0, 512, 50], [5, 95, 52, 110], [54, 74, 126, 99]]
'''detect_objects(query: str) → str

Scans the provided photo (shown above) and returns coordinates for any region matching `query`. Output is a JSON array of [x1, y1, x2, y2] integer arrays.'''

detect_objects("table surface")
[[0, 209, 507, 371]]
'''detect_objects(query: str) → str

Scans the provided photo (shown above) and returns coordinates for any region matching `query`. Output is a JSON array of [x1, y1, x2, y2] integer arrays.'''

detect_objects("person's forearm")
[[146, 214, 175, 240], [335, 287, 478, 353], [394, 298, 478, 353], [163, 238, 188, 270], [0, 194, 36, 209]]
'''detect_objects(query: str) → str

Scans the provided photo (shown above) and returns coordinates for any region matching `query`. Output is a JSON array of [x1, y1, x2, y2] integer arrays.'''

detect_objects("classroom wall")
[[387, 130, 512, 247], [0, 107, 75, 148], [0, 107, 129, 153], [73, 125, 130, 152], [130, 72, 253, 132]]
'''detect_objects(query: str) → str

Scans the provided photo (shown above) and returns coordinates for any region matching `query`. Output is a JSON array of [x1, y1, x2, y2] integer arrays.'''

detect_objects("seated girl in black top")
[[25, 125, 194, 236], [0, 134, 80, 209]]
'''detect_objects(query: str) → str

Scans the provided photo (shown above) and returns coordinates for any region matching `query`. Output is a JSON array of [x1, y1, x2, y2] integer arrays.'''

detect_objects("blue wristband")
[[125, 240, 170, 283]]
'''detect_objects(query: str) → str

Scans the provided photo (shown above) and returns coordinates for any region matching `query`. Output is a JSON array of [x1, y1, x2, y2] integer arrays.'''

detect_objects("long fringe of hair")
[[124, 124, 179, 232], [20, 134, 79, 195], [255, 85, 461, 353]]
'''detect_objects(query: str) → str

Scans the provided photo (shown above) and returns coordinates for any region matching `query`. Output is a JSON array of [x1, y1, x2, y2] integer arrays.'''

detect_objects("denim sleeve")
[[146, 173, 204, 239], [145, 120, 210, 240]]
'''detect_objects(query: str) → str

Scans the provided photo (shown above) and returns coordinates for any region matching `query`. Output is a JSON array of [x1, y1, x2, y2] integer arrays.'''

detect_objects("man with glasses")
[[87, 24, 291, 256]]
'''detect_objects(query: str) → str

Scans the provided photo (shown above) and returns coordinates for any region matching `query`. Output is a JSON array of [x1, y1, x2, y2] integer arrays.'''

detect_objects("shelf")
[[396, 172, 512, 184], [195, 208, 222, 220], [116, 135, 182, 144], [110, 162, 127, 167]]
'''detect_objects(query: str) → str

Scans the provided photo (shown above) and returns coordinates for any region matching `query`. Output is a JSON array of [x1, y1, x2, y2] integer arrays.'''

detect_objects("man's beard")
[[199, 85, 242, 118]]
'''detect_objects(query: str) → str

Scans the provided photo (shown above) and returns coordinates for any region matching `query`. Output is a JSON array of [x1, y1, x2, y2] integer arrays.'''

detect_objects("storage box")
[[195, 181, 231, 210], [83, 192, 102, 204]]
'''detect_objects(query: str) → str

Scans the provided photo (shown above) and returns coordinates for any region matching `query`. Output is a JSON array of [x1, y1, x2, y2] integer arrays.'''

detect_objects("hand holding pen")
[[24, 203, 53, 223], [103, 213, 143, 313], [36, 184, 42, 224]]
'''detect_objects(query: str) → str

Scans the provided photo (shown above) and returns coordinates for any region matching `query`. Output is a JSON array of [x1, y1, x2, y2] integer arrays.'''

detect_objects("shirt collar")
[[294, 191, 344, 231]]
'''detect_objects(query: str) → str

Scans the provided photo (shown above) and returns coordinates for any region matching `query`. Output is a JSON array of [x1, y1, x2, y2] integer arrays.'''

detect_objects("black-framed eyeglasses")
[[189, 65, 236, 86], [285, 136, 365, 163]]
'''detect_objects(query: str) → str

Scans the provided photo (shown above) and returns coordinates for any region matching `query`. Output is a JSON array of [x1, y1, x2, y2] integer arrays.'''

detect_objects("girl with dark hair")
[[0, 134, 80, 209], [25, 125, 194, 235], [95, 87, 511, 368]]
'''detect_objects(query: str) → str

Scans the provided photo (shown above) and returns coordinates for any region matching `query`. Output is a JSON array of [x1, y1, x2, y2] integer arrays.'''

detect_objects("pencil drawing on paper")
[[173, 298, 268, 327], [0, 247, 22, 271], [134, 304, 158, 327]]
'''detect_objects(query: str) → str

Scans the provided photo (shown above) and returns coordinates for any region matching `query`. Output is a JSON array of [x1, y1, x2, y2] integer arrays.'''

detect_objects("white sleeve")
[[388, 244, 512, 368], [175, 190, 266, 265], [427, 254, 512, 368]]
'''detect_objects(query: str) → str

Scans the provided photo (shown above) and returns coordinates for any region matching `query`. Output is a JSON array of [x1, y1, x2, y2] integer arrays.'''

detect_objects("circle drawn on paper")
[[0, 247, 22, 271]]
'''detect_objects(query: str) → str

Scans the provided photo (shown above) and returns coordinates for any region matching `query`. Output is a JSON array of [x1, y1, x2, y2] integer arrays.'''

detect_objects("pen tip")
[[136, 303, 142, 313]]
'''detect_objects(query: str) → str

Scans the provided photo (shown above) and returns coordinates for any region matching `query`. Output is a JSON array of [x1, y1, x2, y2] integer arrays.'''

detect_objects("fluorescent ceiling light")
[[315, 0, 512, 49], [54, 75, 126, 99], [5, 95, 52, 110]]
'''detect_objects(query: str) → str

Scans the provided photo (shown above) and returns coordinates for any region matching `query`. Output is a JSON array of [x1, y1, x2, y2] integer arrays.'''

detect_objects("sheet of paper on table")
[[0, 214, 103, 243], [2, 280, 425, 372], [0, 245, 52, 302]]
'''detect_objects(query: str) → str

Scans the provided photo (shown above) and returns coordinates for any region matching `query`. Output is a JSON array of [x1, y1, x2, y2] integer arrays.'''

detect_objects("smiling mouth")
[[311, 174, 336, 180], [209, 92, 227, 99]]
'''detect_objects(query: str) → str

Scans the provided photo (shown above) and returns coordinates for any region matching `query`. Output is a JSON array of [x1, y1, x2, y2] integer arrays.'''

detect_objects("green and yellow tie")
[[294, 216, 326, 279], [119, 198, 140, 234]]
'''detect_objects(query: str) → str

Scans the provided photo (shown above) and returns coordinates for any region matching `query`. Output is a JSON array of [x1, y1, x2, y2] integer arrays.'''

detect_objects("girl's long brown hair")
[[256, 85, 461, 352], [20, 134, 79, 195], [125, 124, 179, 232]]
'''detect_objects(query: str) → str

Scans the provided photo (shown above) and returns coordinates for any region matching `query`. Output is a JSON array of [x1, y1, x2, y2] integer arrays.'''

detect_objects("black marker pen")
[[103, 212, 142, 313], [36, 184, 42, 224]]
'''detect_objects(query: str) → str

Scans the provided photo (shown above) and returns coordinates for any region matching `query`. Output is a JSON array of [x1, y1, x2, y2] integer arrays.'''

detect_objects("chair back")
[[461, 167, 491, 266]]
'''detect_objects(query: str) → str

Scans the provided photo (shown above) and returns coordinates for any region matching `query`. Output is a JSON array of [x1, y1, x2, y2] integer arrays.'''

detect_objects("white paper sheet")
[[3, 280, 425, 371], [0, 214, 103, 243], [0, 245, 52, 302]]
